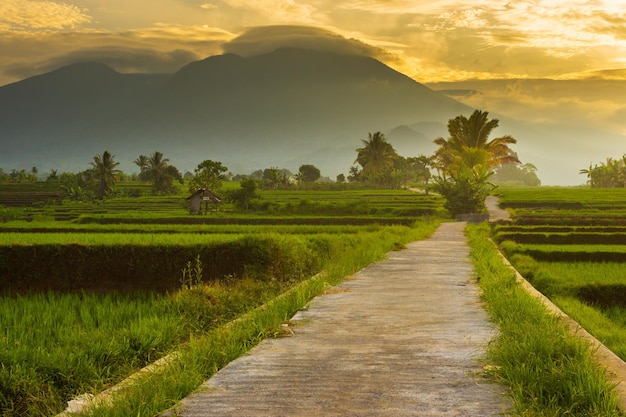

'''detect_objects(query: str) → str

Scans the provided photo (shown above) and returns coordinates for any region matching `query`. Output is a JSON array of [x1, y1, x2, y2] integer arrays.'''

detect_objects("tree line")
[[0, 109, 534, 216], [579, 156, 626, 188]]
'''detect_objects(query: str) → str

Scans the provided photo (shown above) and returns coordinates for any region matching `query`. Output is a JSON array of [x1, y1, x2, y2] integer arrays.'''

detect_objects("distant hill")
[[0, 48, 470, 176]]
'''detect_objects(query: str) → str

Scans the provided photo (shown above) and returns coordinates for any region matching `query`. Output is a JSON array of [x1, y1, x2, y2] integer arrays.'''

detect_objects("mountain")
[[0, 48, 470, 176]]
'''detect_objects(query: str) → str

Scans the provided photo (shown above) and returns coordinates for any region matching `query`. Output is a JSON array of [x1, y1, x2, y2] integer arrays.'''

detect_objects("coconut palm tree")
[[134, 155, 150, 173], [434, 109, 518, 176], [141, 151, 182, 194], [90, 151, 120, 198], [355, 132, 398, 178]]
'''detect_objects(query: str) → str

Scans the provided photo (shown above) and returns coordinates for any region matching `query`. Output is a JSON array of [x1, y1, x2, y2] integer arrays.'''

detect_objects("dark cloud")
[[223, 25, 388, 59]]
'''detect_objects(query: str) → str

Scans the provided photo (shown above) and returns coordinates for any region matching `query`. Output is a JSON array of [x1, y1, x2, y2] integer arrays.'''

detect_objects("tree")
[[138, 151, 183, 194], [432, 110, 518, 216], [188, 159, 228, 193], [134, 155, 150, 173], [579, 155, 626, 188], [46, 169, 58, 182], [336, 173, 346, 183], [433, 110, 518, 176], [90, 150, 120, 198], [433, 165, 496, 216], [262, 167, 281, 189], [492, 162, 541, 186], [227, 178, 259, 210], [355, 132, 398, 178], [298, 164, 321, 183]]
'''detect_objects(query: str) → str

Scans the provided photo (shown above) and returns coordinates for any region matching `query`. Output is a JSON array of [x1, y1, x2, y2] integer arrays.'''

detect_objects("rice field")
[[0, 183, 444, 416], [495, 186, 626, 365]]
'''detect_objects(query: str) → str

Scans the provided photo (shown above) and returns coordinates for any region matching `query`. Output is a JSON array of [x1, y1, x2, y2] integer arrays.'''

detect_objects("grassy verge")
[[466, 223, 624, 416]]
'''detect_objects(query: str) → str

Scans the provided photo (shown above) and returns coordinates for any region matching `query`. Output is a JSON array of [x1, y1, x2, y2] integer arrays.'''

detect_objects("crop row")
[[0, 233, 330, 293], [494, 186, 626, 367], [0, 218, 441, 416]]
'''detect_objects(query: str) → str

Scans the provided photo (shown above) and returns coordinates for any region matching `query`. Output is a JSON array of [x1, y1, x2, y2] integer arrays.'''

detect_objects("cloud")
[[0, 0, 91, 30], [0, 26, 232, 85], [427, 78, 626, 135], [223, 25, 389, 59]]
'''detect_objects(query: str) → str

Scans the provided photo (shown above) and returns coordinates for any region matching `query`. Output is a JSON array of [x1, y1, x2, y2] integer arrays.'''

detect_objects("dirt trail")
[[162, 222, 509, 416]]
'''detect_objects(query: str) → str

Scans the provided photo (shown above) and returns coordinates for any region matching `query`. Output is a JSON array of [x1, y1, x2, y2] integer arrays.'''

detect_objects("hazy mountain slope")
[[0, 48, 471, 176]]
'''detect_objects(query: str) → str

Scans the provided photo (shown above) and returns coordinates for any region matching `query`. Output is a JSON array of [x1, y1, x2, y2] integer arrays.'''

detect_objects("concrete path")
[[485, 195, 511, 222], [163, 222, 509, 416]]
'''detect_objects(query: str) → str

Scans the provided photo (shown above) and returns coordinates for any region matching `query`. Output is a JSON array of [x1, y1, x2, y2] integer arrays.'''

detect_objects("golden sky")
[[2, 0, 626, 186], [2, 0, 626, 86]]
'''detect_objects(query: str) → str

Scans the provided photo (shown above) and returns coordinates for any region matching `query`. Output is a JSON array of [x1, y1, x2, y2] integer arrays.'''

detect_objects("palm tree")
[[434, 110, 519, 176], [90, 151, 120, 198], [355, 132, 397, 177], [143, 151, 180, 194], [134, 155, 150, 173], [579, 163, 596, 188]]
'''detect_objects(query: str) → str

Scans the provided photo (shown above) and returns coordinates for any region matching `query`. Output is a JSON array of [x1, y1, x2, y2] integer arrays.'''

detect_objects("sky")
[[2, 0, 626, 86], [2, 0, 626, 184]]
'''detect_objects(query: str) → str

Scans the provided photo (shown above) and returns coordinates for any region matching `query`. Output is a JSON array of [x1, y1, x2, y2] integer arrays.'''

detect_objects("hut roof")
[[186, 188, 222, 202]]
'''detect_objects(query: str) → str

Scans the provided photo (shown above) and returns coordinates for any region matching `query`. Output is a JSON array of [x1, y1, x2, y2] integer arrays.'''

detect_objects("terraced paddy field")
[[494, 187, 626, 363], [0, 183, 444, 416]]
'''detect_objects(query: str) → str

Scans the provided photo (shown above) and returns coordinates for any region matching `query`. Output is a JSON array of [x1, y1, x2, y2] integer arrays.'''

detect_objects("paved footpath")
[[163, 222, 510, 416]]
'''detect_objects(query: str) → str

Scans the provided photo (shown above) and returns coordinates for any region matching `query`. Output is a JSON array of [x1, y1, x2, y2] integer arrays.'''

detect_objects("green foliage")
[[181, 255, 204, 289], [136, 151, 183, 195], [187, 160, 228, 194], [580, 154, 626, 188], [226, 178, 259, 210], [298, 164, 321, 183], [0, 218, 441, 416], [432, 165, 495, 216], [432, 110, 519, 216], [467, 224, 624, 416], [89, 151, 121, 199]]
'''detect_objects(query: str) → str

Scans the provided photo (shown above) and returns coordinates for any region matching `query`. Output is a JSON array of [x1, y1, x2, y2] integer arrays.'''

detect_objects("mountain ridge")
[[0, 47, 469, 176]]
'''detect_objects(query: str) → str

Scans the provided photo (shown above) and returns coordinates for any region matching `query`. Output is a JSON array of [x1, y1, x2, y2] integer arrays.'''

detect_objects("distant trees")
[[0, 168, 39, 183], [89, 150, 120, 198], [432, 110, 518, 216], [355, 132, 398, 180], [135, 151, 183, 195], [227, 178, 259, 210], [580, 155, 626, 188], [492, 160, 541, 186], [188, 159, 228, 193], [352, 132, 432, 189], [298, 164, 321, 183]]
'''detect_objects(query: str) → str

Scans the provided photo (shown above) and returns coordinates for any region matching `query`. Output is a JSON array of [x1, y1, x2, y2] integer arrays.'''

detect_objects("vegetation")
[[89, 151, 121, 199], [432, 110, 519, 216], [0, 182, 444, 416], [492, 186, 626, 414], [135, 151, 183, 195], [491, 160, 541, 186], [352, 131, 431, 189], [187, 160, 228, 194], [468, 224, 624, 416], [580, 155, 626, 188]]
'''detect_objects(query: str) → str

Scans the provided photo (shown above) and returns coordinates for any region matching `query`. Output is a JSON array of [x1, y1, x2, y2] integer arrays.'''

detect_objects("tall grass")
[[467, 224, 624, 416]]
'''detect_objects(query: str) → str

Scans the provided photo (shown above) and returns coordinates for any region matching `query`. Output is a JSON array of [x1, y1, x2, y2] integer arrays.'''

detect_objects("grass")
[[467, 223, 624, 416], [0, 219, 441, 416]]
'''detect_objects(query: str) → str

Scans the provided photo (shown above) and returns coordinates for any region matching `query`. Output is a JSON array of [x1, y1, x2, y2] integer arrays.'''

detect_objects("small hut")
[[187, 188, 221, 214]]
